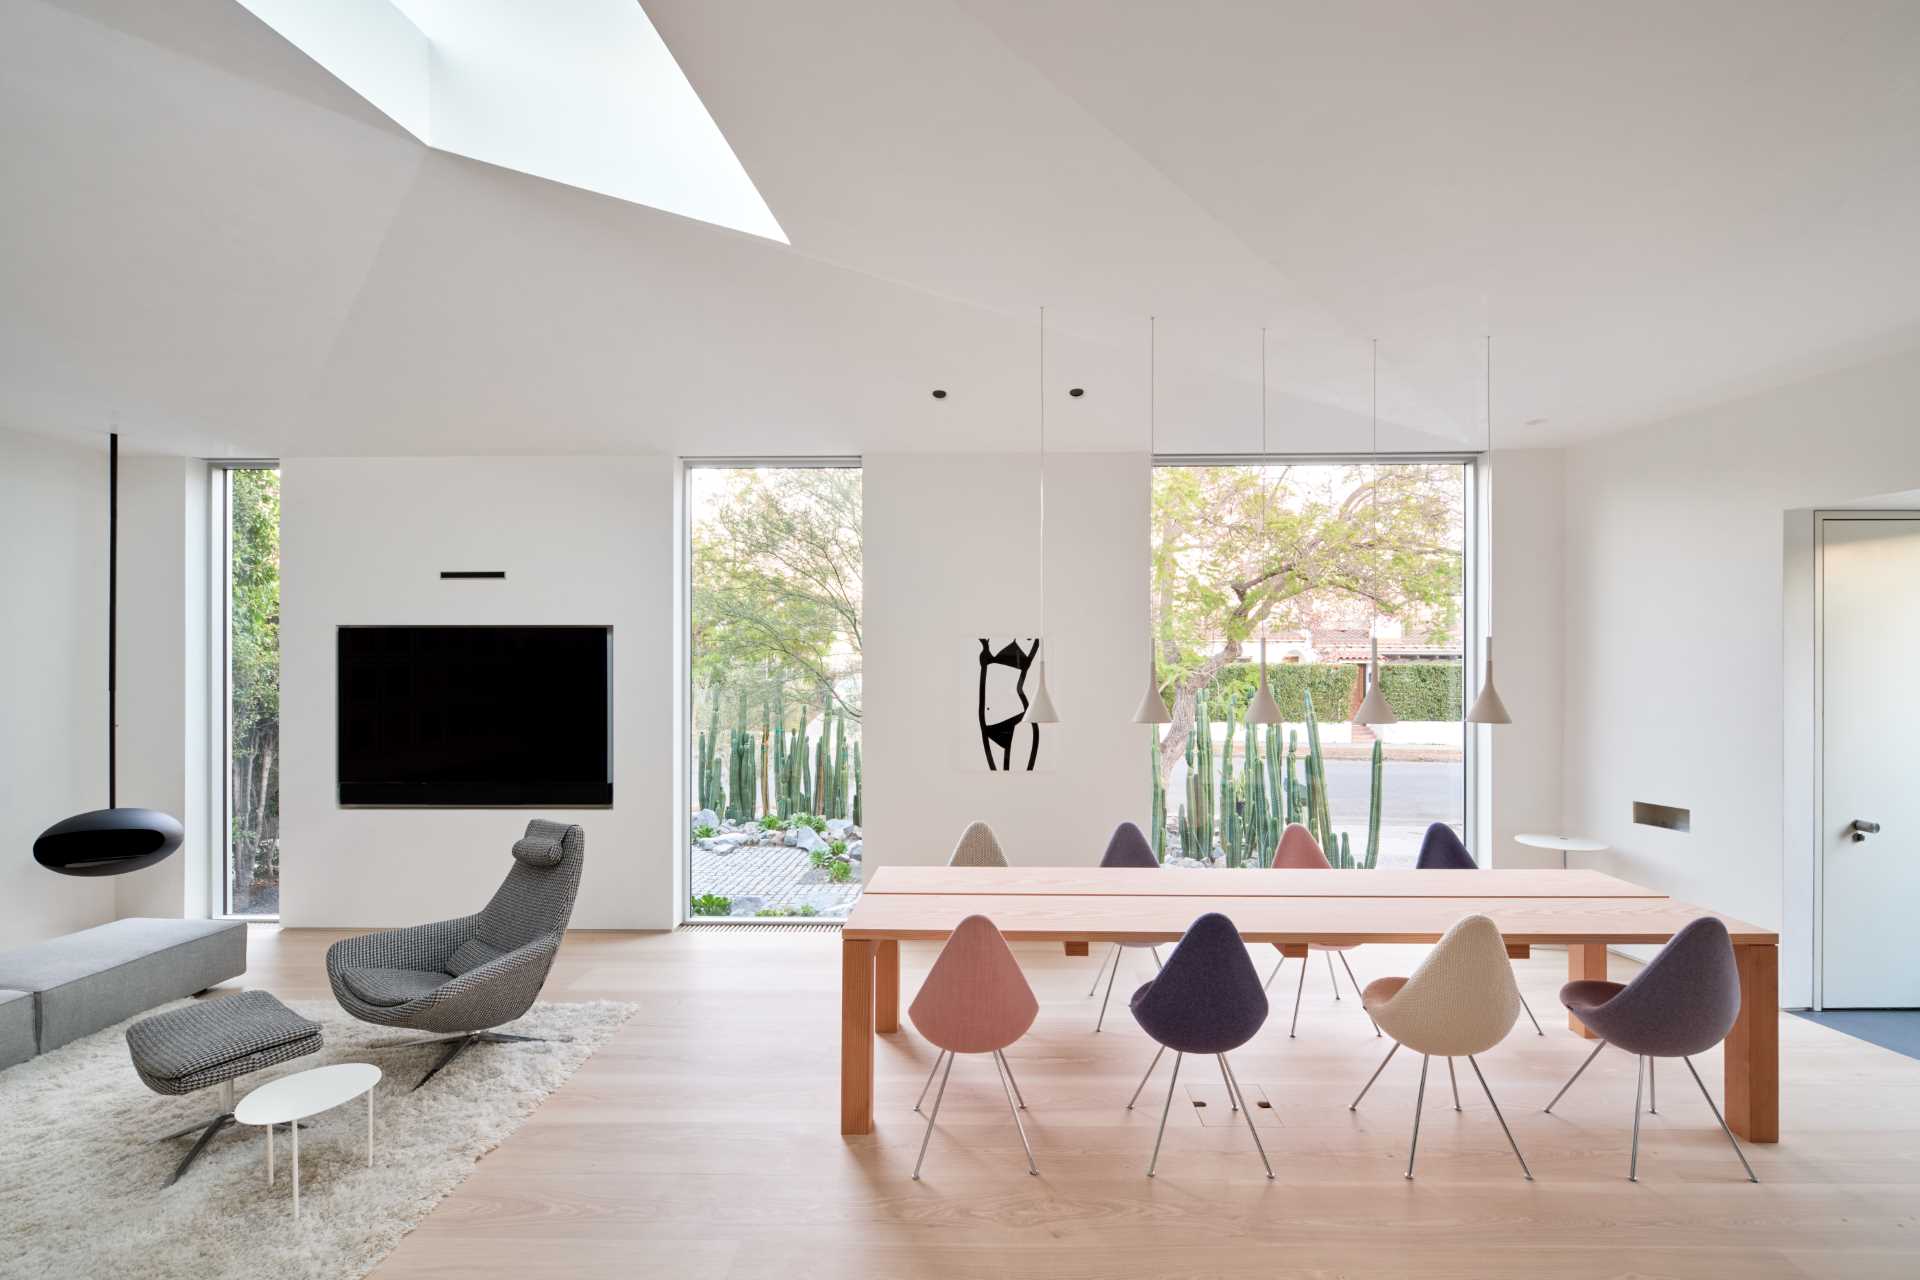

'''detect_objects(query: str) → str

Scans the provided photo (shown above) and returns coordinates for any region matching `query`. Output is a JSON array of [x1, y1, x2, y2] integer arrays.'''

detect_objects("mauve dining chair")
[[1349, 913, 1534, 1181], [948, 820, 1009, 868], [1126, 912, 1274, 1179], [1088, 821, 1165, 1032], [1544, 916, 1758, 1183], [908, 914, 1041, 1179], [1264, 823, 1380, 1038], [1413, 822, 1545, 1035]]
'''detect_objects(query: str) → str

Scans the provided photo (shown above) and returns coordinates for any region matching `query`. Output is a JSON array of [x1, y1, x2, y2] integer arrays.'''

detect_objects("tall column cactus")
[[1219, 698, 1240, 866], [1149, 731, 1166, 862], [851, 741, 863, 826]]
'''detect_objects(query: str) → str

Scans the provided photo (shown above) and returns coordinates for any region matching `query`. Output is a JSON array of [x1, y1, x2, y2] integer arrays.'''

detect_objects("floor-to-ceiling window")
[[687, 463, 864, 919], [1149, 458, 1469, 868], [220, 464, 281, 916]]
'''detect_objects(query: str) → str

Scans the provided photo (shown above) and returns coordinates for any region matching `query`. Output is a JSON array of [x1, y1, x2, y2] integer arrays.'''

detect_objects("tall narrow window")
[[687, 464, 863, 920], [223, 466, 281, 917], [1148, 459, 1468, 868]]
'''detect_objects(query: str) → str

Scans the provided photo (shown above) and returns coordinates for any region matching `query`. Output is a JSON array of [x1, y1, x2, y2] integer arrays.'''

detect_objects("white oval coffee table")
[[235, 1062, 380, 1218], [1515, 832, 1609, 870]]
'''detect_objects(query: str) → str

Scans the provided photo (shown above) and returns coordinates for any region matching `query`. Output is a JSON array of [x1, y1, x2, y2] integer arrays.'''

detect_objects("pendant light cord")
[[108, 430, 118, 809], [1038, 305, 1046, 661], [1149, 316, 1157, 673]]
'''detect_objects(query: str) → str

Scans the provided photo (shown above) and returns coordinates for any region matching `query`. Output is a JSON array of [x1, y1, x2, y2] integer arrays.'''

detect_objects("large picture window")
[[221, 465, 281, 916], [1149, 459, 1469, 868], [687, 463, 864, 920]]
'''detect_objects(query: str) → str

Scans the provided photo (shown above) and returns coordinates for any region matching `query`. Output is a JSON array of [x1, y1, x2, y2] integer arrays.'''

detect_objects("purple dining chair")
[[1088, 821, 1164, 1032], [1544, 916, 1758, 1182], [1125, 912, 1274, 1179], [1413, 822, 1545, 1035]]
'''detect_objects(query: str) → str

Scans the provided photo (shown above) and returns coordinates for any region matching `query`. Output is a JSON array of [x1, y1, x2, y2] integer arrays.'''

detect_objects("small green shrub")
[[797, 904, 820, 917], [802, 814, 829, 833], [690, 893, 731, 916], [827, 859, 853, 884], [809, 848, 834, 870], [828, 839, 848, 858], [758, 814, 787, 831], [692, 824, 717, 840]]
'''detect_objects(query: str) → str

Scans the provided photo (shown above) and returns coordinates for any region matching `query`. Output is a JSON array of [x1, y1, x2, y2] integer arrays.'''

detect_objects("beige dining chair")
[[1347, 913, 1534, 1181]]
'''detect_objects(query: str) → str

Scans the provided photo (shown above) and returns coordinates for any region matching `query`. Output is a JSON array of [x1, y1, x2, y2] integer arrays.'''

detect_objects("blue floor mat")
[[1793, 1009, 1920, 1062]]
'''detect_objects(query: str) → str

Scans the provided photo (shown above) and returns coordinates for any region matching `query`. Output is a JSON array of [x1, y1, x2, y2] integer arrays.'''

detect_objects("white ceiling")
[[3, 0, 1917, 459]]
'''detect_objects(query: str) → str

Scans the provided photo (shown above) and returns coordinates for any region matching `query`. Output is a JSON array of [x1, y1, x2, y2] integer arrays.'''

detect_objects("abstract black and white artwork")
[[976, 636, 1042, 771]]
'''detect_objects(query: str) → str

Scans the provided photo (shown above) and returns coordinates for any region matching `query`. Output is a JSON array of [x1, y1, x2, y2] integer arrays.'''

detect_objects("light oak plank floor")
[[242, 926, 1919, 1280]]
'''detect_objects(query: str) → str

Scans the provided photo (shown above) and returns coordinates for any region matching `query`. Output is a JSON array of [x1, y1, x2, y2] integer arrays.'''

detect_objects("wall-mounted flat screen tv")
[[337, 626, 612, 806]]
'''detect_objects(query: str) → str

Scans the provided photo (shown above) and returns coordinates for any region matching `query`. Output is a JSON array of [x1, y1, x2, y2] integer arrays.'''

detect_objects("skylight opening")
[[237, 0, 787, 243]]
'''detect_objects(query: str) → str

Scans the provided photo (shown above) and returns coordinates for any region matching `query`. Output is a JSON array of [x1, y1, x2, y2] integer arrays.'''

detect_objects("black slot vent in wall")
[[1633, 801, 1690, 832], [439, 571, 506, 580]]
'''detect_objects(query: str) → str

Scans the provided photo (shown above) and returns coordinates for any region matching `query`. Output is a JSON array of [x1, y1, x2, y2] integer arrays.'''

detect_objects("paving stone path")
[[691, 841, 863, 918]]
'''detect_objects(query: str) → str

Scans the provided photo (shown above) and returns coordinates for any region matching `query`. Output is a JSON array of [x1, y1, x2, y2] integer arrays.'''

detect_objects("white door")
[[1822, 516, 1920, 1008]]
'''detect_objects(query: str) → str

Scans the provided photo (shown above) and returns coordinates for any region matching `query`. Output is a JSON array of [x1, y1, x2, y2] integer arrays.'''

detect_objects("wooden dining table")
[[839, 866, 1779, 1143]]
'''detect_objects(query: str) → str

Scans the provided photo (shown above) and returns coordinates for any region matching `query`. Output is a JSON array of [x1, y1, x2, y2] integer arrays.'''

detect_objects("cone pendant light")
[[1026, 306, 1059, 724], [1246, 328, 1283, 726], [1466, 336, 1513, 726], [1133, 317, 1173, 724], [1354, 634, 1399, 726], [1353, 338, 1398, 727]]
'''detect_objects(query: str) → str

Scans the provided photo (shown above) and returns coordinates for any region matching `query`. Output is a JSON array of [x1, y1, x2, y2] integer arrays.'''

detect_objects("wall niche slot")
[[1632, 801, 1690, 832], [439, 570, 506, 580]]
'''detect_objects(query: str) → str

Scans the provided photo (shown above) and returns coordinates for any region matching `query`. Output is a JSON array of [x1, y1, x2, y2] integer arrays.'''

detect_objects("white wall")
[[279, 456, 676, 931], [1483, 448, 1567, 866], [863, 452, 1151, 870], [112, 456, 211, 922], [1562, 345, 1920, 1005], [0, 428, 115, 943]]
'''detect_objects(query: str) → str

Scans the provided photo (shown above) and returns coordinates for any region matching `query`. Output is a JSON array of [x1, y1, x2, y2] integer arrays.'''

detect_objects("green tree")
[[1152, 464, 1460, 780], [229, 468, 280, 907]]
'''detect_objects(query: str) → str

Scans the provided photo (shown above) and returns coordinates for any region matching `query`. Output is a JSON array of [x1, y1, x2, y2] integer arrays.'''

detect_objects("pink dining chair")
[[1265, 824, 1380, 1038], [907, 914, 1041, 1179]]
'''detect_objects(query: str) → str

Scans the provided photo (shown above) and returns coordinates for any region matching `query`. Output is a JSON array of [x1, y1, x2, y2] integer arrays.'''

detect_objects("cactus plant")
[[1364, 737, 1383, 868], [1149, 731, 1166, 862]]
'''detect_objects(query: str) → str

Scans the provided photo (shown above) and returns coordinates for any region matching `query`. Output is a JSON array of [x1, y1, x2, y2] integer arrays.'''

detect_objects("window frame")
[[210, 459, 282, 921]]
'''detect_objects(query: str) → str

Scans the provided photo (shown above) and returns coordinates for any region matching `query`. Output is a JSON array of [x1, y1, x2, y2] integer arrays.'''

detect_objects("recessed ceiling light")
[[1524, 417, 1549, 427], [1068, 387, 1085, 397], [930, 389, 947, 399]]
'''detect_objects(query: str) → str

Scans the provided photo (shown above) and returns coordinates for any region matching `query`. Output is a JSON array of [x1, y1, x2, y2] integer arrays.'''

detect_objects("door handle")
[[1849, 819, 1882, 843]]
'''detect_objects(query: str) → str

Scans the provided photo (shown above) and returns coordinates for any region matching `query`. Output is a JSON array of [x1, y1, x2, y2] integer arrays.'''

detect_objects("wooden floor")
[[248, 926, 1920, 1280]]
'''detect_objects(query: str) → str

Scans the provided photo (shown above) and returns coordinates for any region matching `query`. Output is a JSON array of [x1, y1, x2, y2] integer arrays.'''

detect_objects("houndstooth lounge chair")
[[326, 820, 584, 1089]]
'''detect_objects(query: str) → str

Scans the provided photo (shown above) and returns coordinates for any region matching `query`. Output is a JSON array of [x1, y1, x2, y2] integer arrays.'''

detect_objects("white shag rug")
[[0, 997, 635, 1279]]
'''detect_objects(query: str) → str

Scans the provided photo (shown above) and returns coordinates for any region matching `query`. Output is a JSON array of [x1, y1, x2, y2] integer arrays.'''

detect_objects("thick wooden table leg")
[[1726, 943, 1779, 1143], [876, 940, 900, 1034], [1062, 941, 1089, 957], [1567, 943, 1606, 1038], [841, 938, 875, 1135]]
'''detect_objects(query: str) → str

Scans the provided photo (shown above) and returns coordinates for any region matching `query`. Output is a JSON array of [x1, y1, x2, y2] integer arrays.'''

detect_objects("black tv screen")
[[337, 626, 612, 806]]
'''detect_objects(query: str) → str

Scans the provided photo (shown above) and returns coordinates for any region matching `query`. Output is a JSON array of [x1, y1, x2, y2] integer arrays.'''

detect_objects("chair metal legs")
[[998, 1049, 1028, 1110], [1683, 1054, 1758, 1183], [1096, 946, 1124, 1032], [1147, 1051, 1183, 1177], [1288, 947, 1310, 1037], [1629, 1054, 1646, 1181], [992, 1051, 1038, 1175], [1544, 1039, 1607, 1113], [912, 1052, 956, 1180], [1087, 944, 1117, 997], [1218, 1054, 1273, 1178], [1350, 1041, 1400, 1110], [1649, 1056, 1656, 1113], [401, 1029, 570, 1092], [1405, 1054, 1431, 1179], [914, 1049, 949, 1114], [1264, 955, 1287, 991], [1327, 951, 1340, 998], [1218, 1053, 1238, 1110], [1446, 1057, 1462, 1110], [155, 1079, 238, 1187], [1336, 952, 1383, 1035], [1517, 990, 1545, 1036], [1467, 1054, 1532, 1180], [1126, 1045, 1167, 1110]]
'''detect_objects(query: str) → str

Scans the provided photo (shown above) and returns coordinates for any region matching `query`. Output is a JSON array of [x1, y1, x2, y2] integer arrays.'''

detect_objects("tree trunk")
[[1157, 641, 1241, 781]]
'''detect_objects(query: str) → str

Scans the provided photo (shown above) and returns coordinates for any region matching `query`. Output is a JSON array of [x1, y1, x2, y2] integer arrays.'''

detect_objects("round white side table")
[[235, 1062, 381, 1218], [1515, 832, 1609, 870]]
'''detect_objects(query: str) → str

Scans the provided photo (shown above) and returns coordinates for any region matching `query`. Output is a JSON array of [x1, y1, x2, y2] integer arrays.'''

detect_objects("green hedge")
[[1200, 660, 1462, 721], [1377, 662, 1463, 721], [1203, 662, 1355, 721]]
